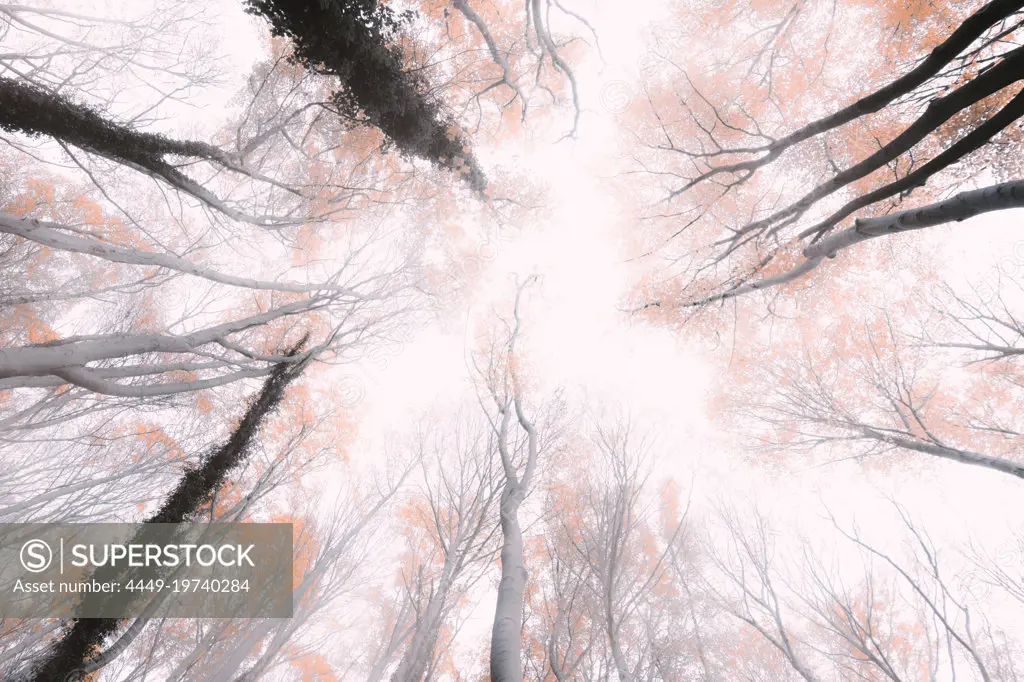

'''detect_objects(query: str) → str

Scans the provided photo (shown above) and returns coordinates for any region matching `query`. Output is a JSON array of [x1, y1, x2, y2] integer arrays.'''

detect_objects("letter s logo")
[[21, 539, 52, 573]]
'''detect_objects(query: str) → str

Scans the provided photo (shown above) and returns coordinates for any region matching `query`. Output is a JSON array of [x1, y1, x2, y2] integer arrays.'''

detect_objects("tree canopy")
[[1, 1, 1023, 680]]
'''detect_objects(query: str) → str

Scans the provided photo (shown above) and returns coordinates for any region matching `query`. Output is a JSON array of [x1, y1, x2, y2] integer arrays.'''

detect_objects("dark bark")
[[0, 75, 236, 216], [0, 78, 277, 224], [779, 0, 1024, 144], [0, 77, 228, 169], [661, 4, 1024, 308], [799, 87, 1024, 240], [26, 337, 309, 682], [244, 0, 487, 194], [686, 0, 1024, 189], [730, 44, 1024, 251]]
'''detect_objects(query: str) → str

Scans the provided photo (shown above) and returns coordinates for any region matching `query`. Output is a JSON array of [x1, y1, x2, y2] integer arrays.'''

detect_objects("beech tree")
[[703, 503, 1024, 681], [620, 0, 1024, 519], [628, 0, 1024, 308], [543, 415, 689, 681], [472, 278, 561, 682], [4, 0, 1024, 679], [23, 342, 308, 681], [388, 411, 503, 682]]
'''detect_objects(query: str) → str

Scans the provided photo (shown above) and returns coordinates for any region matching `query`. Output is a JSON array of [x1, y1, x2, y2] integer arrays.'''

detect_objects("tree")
[[547, 414, 689, 682], [0, 3, 486, 679], [627, 0, 1024, 308], [243, 0, 487, 193], [617, 1, 1024, 498], [702, 502, 1024, 681], [24, 341, 309, 681], [0, 10, 424, 415], [7, 1, 1024, 679], [389, 410, 503, 682], [471, 278, 557, 682]]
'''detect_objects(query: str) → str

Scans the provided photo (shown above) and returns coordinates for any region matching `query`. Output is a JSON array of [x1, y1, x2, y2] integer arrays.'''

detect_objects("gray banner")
[[0, 523, 293, 618]]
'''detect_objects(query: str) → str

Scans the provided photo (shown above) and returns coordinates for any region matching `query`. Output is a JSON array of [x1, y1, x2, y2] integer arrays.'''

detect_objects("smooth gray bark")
[[0, 212, 361, 296], [692, 179, 1024, 305], [488, 283, 541, 682], [0, 299, 317, 379]]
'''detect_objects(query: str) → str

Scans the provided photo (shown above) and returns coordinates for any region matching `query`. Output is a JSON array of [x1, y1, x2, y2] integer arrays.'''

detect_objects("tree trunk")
[[26, 342, 308, 682], [392, 564, 455, 682], [489, 485, 528, 681]]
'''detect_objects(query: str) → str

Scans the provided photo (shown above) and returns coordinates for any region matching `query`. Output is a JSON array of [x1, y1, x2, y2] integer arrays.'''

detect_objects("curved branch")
[[719, 44, 1024, 252], [798, 87, 1024, 240], [452, 0, 528, 120], [687, 179, 1024, 305], [675, 0, 1024, 192], [530, 0, 581, 138], [0, 297, 320, 379], [0, 212, 363, 297]]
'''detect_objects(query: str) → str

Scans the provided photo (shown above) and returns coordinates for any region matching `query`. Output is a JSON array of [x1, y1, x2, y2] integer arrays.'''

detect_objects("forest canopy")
[[0, 0, 1022, 680]]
